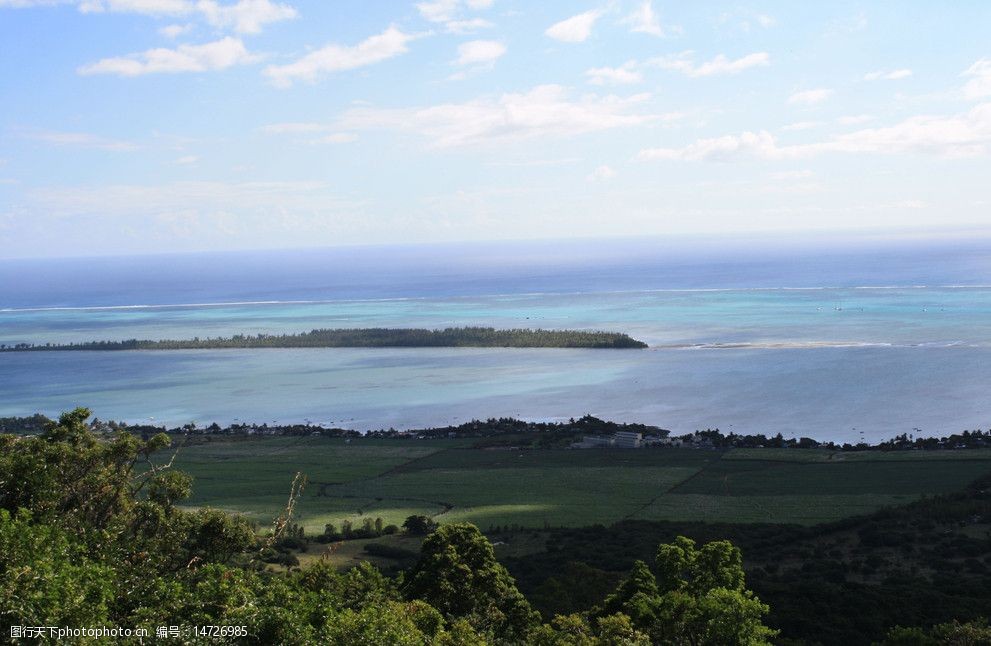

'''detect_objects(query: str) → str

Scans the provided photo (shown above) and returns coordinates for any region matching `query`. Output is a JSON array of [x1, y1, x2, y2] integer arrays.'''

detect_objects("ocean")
[[2, 234, 991, 442]]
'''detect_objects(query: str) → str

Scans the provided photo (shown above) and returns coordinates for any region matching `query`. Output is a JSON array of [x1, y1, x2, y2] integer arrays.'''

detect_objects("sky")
[[0, 0, 990, 258]]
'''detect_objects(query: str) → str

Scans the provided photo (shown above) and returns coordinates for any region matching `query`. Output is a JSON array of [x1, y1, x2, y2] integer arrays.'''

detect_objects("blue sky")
[[1, 0, 989, 258]]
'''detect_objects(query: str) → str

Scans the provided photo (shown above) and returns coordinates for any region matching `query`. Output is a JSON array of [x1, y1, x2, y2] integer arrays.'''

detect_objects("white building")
[[573, 431, 644, 449], [574, 435, 614, 448], [613, 431, 642, 449]]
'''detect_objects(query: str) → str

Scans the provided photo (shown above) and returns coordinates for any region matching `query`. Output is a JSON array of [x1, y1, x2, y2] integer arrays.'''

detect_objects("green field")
[[170, 437, 991, 533], [723, 447, 991, 462]]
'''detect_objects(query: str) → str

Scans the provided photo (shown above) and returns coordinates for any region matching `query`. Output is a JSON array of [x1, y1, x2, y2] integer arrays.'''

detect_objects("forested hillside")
[[1, 409, 769, 645], [2, 409, 988, 644]]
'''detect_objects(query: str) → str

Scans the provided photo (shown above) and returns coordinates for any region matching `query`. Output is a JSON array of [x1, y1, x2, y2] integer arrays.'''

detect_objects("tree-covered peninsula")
[[0, 326, 648, 351]]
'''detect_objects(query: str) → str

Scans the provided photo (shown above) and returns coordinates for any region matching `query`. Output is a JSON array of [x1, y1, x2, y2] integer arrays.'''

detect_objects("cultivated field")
[[169, 437, 991, 533]]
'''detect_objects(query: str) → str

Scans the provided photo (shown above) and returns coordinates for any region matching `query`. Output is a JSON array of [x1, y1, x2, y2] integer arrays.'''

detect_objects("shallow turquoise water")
[[1, 346, 988, 444], [4, 286, 991, 348], [2, 240, 991, 442]]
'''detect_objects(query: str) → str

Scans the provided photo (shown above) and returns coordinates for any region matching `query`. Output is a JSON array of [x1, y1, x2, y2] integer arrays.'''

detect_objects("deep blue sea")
[[3, 234, 991, 442]]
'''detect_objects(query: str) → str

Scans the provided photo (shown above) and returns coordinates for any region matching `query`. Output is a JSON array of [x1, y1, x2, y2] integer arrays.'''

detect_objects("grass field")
[[170, 437, 991, 533], [723, 447, 991, 462]]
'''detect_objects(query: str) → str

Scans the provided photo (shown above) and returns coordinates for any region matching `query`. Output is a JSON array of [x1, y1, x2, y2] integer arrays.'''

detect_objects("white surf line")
[[4, 284, 991, 314], [649, 340, 988, 350]]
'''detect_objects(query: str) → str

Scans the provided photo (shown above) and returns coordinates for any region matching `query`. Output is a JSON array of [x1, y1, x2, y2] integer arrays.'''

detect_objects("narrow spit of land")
[[0, 326, 648, 351]]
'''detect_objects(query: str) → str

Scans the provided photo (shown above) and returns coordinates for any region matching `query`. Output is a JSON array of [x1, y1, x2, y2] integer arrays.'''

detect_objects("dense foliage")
[[0, 414, 50, 435], [0, 326, 648, 351], [2, 408, 775, 645], [677, 427, 991, 452], [877, 620, 991, 645], [10, 411, 989, 456], [504, 473, 991, 645], [4, 408, 987, 643]]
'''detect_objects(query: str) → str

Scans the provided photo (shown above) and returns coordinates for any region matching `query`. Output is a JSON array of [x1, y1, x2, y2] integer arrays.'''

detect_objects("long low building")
[[613, 431, 642, 448], [573, 431, 643, 449]]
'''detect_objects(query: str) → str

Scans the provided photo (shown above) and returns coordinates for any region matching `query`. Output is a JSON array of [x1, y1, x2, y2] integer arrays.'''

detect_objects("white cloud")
[[587, 164, 616, 181], [788, 88, 833, 105], [782, 121, 822, 131], [638, 130, 783, 162], [586, 61, 642, 85], [26, 180, 346, 215], [22, 129, 139, 151], [583, 52, 767, 85], [825, 103, 991, 157], [444, 18, 492, 33], [454, 39, 505, 66], [78, 36, 257, 75], [19, 0, 295, 33], [487, 157, 583, 167], [0, 0, 72, 6], [18, 181, 364, 247], [963, 59, 991, 99], [621, 1, 665, 37], [717, 9, 775, 32], [416, 0, 493, 33], [864, 68, 912, 81], [416, 0, 459, 22], [716, 8, 778, 34], [159, 22, 193, 37], [339, 84, 664, 148], [260, 122, 329, 134], [175, 154, 198, 164], [769, 169, 813, 180], [263, 27, 418, 87], [78, 0, 192, 14], [316, 132, 357, 144], [649, 51, 769, 77], [826, 10, 867, 35], [260, 122, 356, 144], [545, 9, 602, 43], [196, 0, 297, 35], [837, 114, 873, 126], [638, 102, 991, 161]]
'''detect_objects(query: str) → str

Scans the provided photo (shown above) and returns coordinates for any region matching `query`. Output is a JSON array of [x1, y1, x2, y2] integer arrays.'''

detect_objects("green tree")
[[600, 560, 661, 627], [0, 409, 257, 634], [528, 613, 597, 645], [0, 509, 113, 628], [932, 619, 991, 644], [527, 613, 650, 646], [652, 537, 776, 645], [402, 514, 437, 535], [596, 536, 776, 645], [0, 409, 790, 646], [595, 613, 651, 646], [320, 601, 464, 645], [401, 523, 539, 642], [877, 626, 937, 646], [0, 408, 167, 534], [878, 620, 991, 646]]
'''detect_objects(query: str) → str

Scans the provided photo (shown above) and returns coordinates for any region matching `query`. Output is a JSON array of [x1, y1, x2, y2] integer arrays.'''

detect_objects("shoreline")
[[0, 326, 648, 352], [3, 411, 989, 453]]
